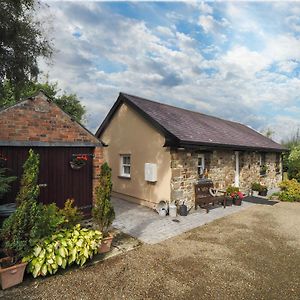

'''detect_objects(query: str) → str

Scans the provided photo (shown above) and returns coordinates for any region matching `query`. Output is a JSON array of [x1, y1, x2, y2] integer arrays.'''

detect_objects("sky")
[[38, 1, 300, 142]]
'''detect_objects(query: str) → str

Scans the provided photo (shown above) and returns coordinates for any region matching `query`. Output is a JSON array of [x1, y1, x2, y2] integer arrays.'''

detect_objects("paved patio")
[[112, 197, 263, 244]]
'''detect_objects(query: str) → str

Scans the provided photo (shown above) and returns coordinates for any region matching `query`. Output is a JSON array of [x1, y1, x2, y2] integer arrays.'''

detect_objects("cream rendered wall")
[[100, 103, 171, 208]]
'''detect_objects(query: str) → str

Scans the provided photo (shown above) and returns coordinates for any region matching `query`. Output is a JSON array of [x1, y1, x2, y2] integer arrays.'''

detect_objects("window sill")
[[118, 175, 131, 180], [260, 174, 267, 178]]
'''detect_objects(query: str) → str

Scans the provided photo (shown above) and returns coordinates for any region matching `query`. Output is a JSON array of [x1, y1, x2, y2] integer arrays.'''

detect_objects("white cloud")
[[36, 2, 300, 141]]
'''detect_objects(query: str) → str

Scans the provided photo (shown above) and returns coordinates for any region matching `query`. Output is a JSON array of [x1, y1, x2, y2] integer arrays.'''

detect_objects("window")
[[120, 155, 131, 178], [260, 153, 267, 176], [197, 154, 205, 178]]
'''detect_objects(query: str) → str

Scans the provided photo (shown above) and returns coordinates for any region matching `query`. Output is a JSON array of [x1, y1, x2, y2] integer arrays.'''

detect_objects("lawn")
[[1, 202, 300, 300]]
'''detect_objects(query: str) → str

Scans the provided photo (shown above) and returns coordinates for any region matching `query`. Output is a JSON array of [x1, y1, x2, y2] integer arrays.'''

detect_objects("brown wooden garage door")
[[0, 146, 93, 211]]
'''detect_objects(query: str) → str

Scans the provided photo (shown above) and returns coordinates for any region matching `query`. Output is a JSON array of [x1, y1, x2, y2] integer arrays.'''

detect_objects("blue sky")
[[39, 1, 300, 142]]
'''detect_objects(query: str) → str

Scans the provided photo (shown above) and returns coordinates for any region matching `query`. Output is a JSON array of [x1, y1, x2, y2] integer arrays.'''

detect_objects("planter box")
[[0, 257, 27, 290], [233, 199, 242, 206], [98, 234, 113, 254]]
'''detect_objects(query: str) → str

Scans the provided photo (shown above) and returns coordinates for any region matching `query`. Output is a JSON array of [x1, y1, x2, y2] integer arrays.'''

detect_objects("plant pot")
[[0, 257, 27, 290], [233, 199, 242, 206], [252, 191, 259, 197], [98, 234, 113, 254], [259, 190, 268, 197], [69, 161, 85, 170], [225, 197, 233, 206]]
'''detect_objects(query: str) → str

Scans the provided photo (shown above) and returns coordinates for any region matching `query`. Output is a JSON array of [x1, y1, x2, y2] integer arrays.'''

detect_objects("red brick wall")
[[0, 92, 100, 144], [92, 146, 104, 203]]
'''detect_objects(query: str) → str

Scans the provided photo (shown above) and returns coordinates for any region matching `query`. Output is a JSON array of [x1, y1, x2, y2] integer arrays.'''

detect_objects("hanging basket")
[[69, 160, 85, 170]]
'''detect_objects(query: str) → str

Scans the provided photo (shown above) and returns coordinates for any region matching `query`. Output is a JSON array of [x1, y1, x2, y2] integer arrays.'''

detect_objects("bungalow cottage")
[[97, 93, 286, 209]]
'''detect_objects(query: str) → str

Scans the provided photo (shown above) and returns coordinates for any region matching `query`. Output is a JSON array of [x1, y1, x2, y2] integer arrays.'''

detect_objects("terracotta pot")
[[0, 257, 27, 290], [98, 234, 113, 254]]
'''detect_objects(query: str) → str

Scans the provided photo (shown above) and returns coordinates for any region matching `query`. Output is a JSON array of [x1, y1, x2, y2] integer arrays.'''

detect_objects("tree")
[[263, 128, 275, 139], [0, 80, 86, 123], [92, 163, 115, 233], [287, 146, 300, 181], [16, 149, 40, 206], [0, 0, 52, 99]]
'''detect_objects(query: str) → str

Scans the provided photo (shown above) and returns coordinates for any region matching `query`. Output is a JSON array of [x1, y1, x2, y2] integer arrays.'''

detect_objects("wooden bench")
[[194, 180, 226, 213]]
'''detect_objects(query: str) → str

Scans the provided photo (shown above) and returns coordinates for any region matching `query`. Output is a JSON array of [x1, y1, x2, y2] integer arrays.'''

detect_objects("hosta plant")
[[23, 225, 102, 278]]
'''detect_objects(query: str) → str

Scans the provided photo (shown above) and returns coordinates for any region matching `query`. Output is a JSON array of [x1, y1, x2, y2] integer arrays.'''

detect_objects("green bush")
[[251, 182, 261, 191], [59, 199, 83, 229], [0, 200, 65, 260], [23, 225, 102, 278], [278, 179, 300, 202], [92, 163, 115, 233], [16, 149, 40, 205], [287, 146, 300, 181], [0, 167, 16, 199]]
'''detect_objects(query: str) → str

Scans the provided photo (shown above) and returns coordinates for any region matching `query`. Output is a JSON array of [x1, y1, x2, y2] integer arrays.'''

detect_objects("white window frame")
[[120, 154, 131, 178], [197, 154, 205, 177]]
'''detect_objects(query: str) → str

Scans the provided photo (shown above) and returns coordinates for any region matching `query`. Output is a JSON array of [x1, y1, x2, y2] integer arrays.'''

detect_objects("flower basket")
[[0, 257, 27, 290], [70, 155, 88, 170]]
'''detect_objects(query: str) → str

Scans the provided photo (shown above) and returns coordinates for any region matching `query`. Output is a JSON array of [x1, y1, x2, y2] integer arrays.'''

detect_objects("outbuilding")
[[0, 91, 103, 213]]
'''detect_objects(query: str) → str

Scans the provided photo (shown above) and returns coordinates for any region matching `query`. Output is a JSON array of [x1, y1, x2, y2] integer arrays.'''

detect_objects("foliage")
[[286, 145, 300, 182], [278, 179, 300, 202], [59, 199, 83, 229], [230, 191, 244, 201], [92, 163, 115, 233], [0, 167, 16, 199], [23, 225, 102, 278], [16, 149, 40, 206], [1, 80, 86, 123], [0, 200, 64, 260], [0, 0, 52, 100], [226, 186, 239, 195], [251, 182, 267, 192], [251, 182, 261, 191]]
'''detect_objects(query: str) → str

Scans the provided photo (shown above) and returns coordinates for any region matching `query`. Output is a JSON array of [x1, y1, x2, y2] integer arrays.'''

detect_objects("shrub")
[[23, 225, 102, 278], [278, 179, 300, 202], [59, 199, 83, 229], [0, 167, 16, 199], [287, 146, 300, 181], [16, 149, 40, 205], [251, 182, 261, 191], [92, 163, 115, 233], [0, 200, 65, 260]]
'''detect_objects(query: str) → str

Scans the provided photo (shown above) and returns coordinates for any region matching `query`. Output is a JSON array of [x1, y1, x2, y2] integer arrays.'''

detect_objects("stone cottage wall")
[[170, 149, 282, 209]]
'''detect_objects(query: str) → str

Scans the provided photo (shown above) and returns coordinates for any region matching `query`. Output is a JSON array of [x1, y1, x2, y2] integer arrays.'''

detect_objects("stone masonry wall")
[[170, 149, 282, 209]]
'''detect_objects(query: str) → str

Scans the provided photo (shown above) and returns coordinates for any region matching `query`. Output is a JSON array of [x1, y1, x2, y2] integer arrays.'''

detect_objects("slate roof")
[[97, 93, 286, 152]]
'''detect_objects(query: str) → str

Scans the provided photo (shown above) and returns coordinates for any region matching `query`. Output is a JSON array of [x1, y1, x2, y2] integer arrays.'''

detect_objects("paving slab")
[[112, 197, 257, 244]]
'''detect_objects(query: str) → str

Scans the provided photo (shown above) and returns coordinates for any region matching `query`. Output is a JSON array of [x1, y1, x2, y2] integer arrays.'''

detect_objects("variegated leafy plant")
[[23, 224, 102, 278]]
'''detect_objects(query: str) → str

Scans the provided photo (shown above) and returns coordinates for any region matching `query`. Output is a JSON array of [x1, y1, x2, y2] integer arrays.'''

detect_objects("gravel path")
[[1, 201, 300, 300]]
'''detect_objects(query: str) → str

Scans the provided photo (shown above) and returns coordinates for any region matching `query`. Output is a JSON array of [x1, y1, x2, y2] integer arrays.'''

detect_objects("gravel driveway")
[[1, 201, 300, 300]]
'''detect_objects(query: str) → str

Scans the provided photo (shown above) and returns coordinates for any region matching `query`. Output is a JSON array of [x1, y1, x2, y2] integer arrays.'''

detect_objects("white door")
[[234, 151, 239, 187]]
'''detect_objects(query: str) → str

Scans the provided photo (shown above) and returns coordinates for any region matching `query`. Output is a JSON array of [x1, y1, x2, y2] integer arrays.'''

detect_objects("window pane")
[[124, 166, 130, 174]]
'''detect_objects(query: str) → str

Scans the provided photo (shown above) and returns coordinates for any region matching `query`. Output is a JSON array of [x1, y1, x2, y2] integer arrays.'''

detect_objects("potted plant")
[[259, 185, 268, 196], [70, 155, 87, 170], [92, 163, 115, 254], [225, 186, 239, 206], [230, 191, 244, 206], [251, 182, 261, 197]]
